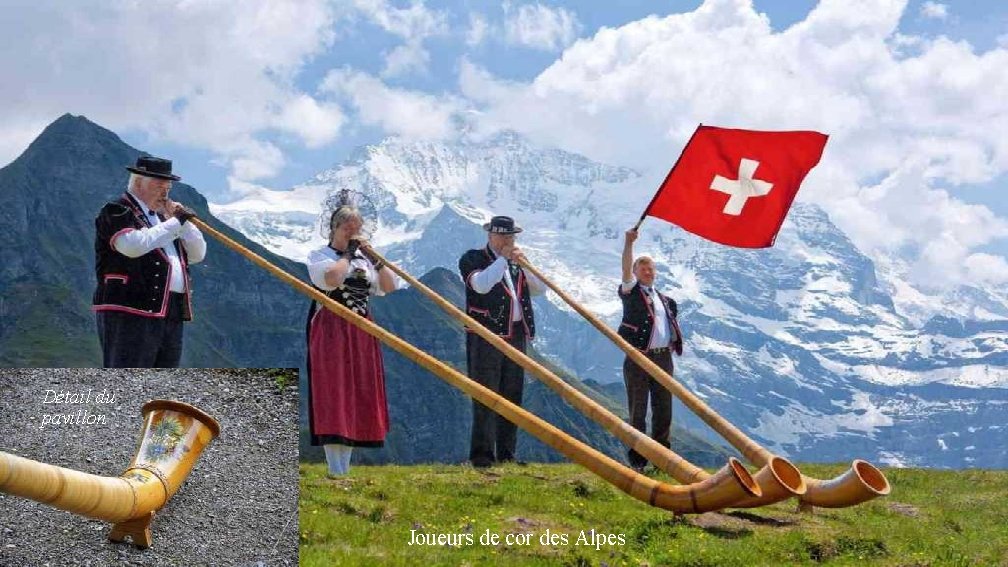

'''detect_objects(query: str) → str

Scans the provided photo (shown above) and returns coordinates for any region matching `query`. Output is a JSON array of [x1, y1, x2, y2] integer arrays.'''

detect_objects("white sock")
[[342, 446, 353, 473], [324, 444, 349, 476]]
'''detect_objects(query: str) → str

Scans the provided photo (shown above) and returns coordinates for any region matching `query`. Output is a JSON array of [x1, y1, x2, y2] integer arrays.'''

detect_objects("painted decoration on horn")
[[140, 413, 192, 463]]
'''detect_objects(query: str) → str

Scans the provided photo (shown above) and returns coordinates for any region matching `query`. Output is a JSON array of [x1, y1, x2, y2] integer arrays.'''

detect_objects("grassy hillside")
[[299, 462, 1007, 566]]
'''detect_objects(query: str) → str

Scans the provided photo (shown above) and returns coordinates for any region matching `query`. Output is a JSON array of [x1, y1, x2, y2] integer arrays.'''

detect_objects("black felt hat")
[[126, 156, 180, 181], [482, 215, 523, 234]]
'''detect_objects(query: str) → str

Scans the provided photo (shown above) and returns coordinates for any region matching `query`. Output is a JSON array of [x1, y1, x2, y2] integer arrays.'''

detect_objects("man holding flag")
[[615, 124, 827, 470], [617, 228, 684, 472]]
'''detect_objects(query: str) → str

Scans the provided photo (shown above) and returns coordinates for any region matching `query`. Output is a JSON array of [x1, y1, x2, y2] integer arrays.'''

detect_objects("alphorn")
[[518, 259, 891, 510], [361, 243, 804, 508], [0, 400, 220, 548], [190, 217, 761, 513]]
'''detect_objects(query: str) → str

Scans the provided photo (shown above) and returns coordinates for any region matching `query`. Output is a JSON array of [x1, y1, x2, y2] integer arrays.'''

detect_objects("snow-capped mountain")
[[212, 131, 1008, 469]]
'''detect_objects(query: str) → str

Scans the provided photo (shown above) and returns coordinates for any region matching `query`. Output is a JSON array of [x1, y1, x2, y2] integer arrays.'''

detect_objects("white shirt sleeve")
[[111, 218, 184, 258], [307, 248, 343, 291], [180, 221, 207, 264], [620, 279, 636, 294], [369, 262, 397, 297], [469, 256, 508, 294]]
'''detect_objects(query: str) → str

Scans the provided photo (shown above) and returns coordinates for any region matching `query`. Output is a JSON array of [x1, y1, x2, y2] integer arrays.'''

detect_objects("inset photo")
[[0, 368, 299, 566]]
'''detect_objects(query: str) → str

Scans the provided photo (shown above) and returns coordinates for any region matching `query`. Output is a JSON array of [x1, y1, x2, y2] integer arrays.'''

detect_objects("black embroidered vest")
[[92, 193, 192, 320], [617, 281, 683, 354], [458, 246, 535, 339]]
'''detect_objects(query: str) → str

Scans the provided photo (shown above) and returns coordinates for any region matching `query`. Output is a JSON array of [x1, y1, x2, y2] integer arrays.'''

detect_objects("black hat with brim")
[[483, 215, 523, 234], [126, 156, 181, 181]]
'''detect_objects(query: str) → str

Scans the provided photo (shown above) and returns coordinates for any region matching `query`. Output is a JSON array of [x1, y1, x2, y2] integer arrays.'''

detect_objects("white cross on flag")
[[642, 125, 828, 248]]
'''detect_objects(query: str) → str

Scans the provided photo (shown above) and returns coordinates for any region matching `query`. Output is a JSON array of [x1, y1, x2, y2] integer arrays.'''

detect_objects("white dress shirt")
[[111, 191, 207, 292], [621, 279, 674, 349], [469, 252, 545, 321]]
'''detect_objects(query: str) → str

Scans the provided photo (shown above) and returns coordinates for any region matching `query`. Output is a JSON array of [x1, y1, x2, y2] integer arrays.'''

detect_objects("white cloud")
[[962, 253, 1008, 285], [228, 140, 287, 184], [351, 0, 446, 39], [0, 1, 343, 183], [382, 41, 431, 77], [457, 0, 1008, 288], [466, 13, 490, 47], [273, 95, 346, 149], [828, 160, 1008, 288], [920, 1, 949, 20], [350, 0, 447, 77], [504, 3, 580, 51], [321, 69, 462, 140]]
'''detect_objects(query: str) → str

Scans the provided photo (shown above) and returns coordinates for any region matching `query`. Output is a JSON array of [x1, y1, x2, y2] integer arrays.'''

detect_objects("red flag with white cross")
[[640, 125, 828, 248]]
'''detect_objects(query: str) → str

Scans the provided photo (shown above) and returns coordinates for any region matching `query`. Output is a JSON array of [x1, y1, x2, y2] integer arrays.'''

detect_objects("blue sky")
[[2, 0, 1007, 285]]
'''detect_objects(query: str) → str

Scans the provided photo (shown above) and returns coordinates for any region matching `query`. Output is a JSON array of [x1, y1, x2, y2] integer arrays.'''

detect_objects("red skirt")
[[307, 305, 389, 447]]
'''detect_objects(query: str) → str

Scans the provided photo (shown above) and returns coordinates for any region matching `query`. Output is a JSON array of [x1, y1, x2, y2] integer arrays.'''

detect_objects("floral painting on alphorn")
[[144, 415, 188, 463]]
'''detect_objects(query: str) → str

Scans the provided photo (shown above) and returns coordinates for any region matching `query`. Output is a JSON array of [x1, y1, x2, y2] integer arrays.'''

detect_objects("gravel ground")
[[0, 368, 298, 567]]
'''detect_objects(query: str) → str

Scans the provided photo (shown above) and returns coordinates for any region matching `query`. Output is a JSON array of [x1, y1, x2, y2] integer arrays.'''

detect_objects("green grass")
[[299, 462, 1008, 566]]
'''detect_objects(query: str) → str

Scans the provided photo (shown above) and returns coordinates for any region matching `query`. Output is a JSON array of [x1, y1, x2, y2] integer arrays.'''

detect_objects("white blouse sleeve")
[[368, 260, 383, 297], [307, 248, 340, 291], [367, 259, 400, 297]]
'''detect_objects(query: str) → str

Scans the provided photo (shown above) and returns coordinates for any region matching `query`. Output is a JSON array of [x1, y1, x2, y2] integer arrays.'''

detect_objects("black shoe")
[[472, 458, 494, 469]]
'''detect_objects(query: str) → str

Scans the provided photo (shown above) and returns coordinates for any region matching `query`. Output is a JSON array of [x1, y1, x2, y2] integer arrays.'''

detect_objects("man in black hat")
[[458, 215, 545, 467], [92, 156, 206, 367]]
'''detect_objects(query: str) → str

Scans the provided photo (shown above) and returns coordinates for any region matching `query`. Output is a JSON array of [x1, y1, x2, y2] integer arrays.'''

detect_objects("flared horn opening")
[[853, 459, 891, 496], [142, 399, 221, 439], [799, 459, 891, 508], [725, 456, 806, 508], [770, 456, 806, 495], [728, 458, 761, 498]]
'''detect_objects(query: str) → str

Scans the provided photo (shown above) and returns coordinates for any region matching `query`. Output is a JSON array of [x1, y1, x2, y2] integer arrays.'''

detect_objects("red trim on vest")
[[101, 193, 192, 320]]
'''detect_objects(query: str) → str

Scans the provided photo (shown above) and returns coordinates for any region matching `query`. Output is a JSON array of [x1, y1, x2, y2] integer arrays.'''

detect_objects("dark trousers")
[[623, 349, 673, 468], [466, 325, 526, 466], [96, 293, 185, 368]]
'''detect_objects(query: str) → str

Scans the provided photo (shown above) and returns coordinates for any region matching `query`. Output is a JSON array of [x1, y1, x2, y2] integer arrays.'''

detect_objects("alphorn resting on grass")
[[517, 258, 891, 510]]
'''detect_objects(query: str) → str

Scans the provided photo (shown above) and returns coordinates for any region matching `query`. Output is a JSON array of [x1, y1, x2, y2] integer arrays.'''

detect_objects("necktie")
[[508, 261, 521, 284]]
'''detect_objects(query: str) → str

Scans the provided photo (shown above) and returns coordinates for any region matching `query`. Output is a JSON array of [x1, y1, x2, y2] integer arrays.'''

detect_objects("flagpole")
[[633, 123, 703, 231]]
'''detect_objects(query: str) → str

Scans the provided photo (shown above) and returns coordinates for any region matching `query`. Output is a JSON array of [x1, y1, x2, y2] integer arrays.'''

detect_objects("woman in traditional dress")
[[306, 193, 396, 477]]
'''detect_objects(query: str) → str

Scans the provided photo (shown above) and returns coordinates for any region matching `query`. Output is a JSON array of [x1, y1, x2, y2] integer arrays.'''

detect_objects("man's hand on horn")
[[506, 245, 527, 264], [165, 199, 196, 224]]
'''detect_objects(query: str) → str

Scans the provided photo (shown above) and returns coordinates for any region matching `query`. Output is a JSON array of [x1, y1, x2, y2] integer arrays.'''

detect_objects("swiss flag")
[[643, 125, 828, 248]]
